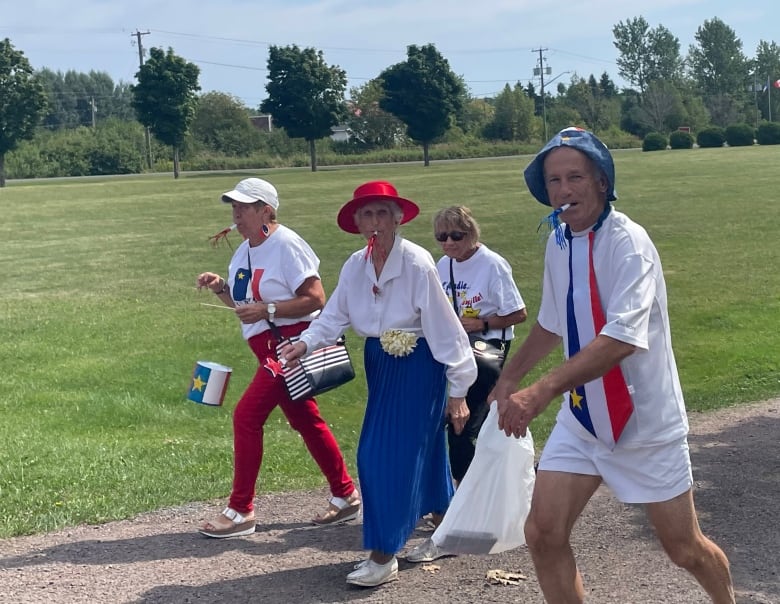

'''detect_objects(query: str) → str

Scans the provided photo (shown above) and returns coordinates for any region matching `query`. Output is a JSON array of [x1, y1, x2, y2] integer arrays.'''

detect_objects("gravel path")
[[1, 398, 778, 604]]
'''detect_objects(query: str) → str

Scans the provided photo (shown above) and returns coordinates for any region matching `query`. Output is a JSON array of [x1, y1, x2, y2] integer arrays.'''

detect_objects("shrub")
[[724, 123, 754, 147], [642, 132, 667, 152], [597, 126, 642, 150], [88, 119, 146, 175], [697, 127, 725, 148], [756, 122, 780, 145], [669, 130, 694, 149]]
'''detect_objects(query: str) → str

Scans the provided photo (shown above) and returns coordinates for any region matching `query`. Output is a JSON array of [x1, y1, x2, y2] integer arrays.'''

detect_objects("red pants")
[[228, 322, 355, 514]]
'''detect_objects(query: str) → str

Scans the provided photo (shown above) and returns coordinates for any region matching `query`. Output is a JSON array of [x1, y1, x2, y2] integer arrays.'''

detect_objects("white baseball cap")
[[221, 178, 279, 209]]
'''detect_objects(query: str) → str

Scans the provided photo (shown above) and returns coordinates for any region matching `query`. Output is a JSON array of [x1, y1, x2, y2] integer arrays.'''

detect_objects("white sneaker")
[[405, 537, 455, 563], [346, 557, 398, 587]]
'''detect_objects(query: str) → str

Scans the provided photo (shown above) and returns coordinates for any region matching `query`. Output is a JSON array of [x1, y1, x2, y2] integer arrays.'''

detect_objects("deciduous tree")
[[564, 75, 620, 134], [346, 79, 406, 149], [482, 84, 534, 141], [260, 45, 347, 171], [613, 17, 683, 94], [687, 17, 749, 125], [0, 38, 47, 187], [190, 92, 262, 156], [38, 69, 135, 130], [131, 47, 200, 178], [752, 40, 780, 122], [379, 44, 464, 166]]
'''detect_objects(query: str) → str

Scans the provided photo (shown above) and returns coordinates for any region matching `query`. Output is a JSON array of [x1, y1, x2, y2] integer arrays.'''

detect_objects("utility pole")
[[132, 30, 153, 170], [532, 48, 551, 140], [90, 96, 97, 128]]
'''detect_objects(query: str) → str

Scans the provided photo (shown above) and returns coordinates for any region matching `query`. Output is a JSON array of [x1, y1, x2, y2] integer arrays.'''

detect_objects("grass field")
[[1, 147, 778, 537]]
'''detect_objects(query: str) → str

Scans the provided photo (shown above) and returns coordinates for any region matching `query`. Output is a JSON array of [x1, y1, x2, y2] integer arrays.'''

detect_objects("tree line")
[[1, 15, 778, 185]]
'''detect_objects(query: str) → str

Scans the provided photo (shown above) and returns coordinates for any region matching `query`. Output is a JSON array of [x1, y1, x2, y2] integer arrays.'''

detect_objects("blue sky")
[[3, 0, 778, 109]]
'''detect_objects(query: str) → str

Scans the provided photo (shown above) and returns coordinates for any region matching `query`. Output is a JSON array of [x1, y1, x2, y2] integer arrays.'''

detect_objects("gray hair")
[[353, 200, 404, 225]]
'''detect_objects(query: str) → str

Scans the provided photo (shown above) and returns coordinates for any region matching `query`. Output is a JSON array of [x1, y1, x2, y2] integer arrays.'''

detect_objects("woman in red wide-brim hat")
[[282, 180, 477, 588]]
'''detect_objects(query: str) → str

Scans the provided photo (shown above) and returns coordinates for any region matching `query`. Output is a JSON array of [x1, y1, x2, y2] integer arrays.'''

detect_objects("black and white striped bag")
[[275, 335, 355, 401]]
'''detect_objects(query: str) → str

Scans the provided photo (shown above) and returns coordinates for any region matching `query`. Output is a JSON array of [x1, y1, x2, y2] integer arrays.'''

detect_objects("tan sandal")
[[199, 507, 256, 538], [312, 491, 361, 526]]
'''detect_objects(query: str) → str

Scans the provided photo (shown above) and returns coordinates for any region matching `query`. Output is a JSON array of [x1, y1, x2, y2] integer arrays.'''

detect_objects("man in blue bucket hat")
[[489, 127, 735, 603]]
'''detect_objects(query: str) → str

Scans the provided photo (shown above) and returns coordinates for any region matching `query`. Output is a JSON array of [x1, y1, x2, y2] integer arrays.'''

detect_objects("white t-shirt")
[[436, 244, 526, 341], [538, 209, 689, 447], [227, 224, 321, 341], [299, 236, 477, 398]]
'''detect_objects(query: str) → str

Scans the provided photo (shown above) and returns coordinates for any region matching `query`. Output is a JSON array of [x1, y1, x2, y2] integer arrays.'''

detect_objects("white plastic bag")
[[432, 404, 536, 554]]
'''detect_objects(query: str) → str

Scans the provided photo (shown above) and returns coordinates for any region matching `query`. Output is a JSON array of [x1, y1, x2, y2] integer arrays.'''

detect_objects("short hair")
[[432, 206, 481, 245]]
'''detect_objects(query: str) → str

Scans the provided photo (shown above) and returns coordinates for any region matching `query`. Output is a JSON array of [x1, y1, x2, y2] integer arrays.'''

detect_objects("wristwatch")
[[267, 302, 277, 323]]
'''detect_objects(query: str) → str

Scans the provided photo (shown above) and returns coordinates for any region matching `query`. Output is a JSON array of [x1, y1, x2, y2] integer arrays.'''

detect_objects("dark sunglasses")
[[435, 231, 467, 242]]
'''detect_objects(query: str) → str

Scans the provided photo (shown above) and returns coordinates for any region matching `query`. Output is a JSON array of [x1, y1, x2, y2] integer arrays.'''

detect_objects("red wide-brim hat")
[[337, 181, 420, 234]]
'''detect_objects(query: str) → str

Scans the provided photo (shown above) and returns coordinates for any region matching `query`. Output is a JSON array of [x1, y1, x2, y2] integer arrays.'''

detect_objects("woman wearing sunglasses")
[[406, 205, 528, 563]]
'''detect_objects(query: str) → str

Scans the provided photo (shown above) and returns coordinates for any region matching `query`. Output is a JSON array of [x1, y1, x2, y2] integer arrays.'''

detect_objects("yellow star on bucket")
[[192, 375, 206, 392]]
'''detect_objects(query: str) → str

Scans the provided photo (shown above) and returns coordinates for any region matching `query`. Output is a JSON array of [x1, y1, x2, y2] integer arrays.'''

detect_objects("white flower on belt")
[[380, 329, 418, 357]]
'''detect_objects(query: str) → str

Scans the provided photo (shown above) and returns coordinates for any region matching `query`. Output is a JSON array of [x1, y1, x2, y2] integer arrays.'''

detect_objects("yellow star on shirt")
[[192, 376, 206, 392], [236, 270, 246, 281], [570, 389, 583, 410]]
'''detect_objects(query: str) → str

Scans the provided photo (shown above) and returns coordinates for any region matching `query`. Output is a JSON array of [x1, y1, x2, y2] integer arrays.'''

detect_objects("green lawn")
[[1, 148, 778, 537]]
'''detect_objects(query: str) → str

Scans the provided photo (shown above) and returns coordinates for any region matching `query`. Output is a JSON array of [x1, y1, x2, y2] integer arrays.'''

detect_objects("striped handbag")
[[274, 332, 355, 401]]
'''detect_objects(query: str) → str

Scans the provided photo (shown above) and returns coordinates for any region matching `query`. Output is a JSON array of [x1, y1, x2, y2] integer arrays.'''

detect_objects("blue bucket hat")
[[524, 127, 617, 206]]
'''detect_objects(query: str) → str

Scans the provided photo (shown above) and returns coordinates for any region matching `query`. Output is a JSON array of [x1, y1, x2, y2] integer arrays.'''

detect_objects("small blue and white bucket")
[[187, 361, 232, 406]]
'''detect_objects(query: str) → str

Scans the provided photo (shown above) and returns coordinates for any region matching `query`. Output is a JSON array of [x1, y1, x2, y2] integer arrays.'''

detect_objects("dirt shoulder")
[[1, 398, 778, 604]]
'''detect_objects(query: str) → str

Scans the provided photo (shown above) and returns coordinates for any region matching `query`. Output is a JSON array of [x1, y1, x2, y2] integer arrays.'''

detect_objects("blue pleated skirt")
[[358, 337, 454, 555]]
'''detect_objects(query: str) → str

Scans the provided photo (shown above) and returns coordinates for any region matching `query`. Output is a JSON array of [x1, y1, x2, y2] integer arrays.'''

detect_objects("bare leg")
[[647, 490, 735, 604], [369, 550, 394, 564], [524, 470, 602, 603]]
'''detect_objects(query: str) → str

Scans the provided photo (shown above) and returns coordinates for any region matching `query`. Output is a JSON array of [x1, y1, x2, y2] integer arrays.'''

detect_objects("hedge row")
[[642, 122, 780, 151]]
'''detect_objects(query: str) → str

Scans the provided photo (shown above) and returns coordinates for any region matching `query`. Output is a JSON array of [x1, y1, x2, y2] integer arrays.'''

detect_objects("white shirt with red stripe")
[[537, 209, 689, 448]]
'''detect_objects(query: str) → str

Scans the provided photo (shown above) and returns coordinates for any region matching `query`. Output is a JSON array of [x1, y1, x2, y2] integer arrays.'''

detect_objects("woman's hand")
[[279, 341, 307, 368], [196, 271, 224, 293], [446, 396, 470, 435], [234, 302, 268, 324], [460, 316, 483, 334]]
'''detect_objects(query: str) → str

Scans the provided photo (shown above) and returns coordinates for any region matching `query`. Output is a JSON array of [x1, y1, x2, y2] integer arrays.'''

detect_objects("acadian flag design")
[[229, 266, 264, 303], [231, 267, 251, 301], [187, 361, 232, 406], [565, 230, 633, 449]]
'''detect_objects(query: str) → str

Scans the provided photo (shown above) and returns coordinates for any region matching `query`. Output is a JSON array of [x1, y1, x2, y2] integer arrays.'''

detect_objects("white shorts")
[[538, 422, 693, 504]]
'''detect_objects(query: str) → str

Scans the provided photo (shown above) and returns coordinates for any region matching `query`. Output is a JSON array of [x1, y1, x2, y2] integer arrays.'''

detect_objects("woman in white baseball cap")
[[196, 177, 360, 538]]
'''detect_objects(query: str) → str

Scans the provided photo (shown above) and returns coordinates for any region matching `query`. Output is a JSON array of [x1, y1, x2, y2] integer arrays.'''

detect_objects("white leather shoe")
[[405, 537, 455, 563], [346, 557, 398, 587]]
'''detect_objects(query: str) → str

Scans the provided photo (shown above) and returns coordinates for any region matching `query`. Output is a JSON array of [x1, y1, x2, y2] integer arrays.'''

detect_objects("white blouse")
[[299, 235, 477, 397]]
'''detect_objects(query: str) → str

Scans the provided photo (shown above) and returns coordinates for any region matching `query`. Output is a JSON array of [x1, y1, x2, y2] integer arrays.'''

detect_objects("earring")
[[261, 224, 270, 237]]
